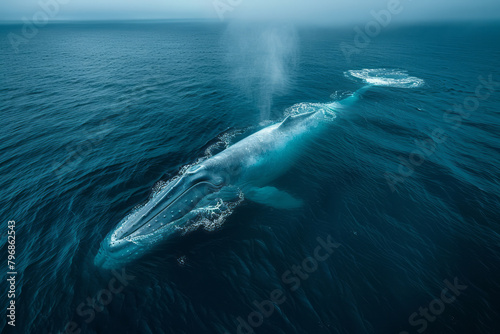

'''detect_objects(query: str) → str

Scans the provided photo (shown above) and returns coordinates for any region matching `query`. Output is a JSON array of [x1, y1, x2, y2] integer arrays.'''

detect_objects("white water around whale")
[[346, 68, 425, 88]]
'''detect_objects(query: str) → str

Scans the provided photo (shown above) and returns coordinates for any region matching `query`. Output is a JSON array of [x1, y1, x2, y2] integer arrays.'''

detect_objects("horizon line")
[[0, 17, 499, 25]]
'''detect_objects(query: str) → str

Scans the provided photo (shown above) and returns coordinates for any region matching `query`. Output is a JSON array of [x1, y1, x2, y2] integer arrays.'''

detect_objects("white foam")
[[205, 129, 244, 157], [179, 189, 245, 235], [284, 102, 337, 122], [345, 69, 425, 88]]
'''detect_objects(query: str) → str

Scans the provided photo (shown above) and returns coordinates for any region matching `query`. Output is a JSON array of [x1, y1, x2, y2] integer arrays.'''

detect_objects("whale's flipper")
[[245, 186, 303, 209]]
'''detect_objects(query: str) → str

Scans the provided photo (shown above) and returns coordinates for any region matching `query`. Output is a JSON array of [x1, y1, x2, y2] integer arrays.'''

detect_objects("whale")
[[94, 69, 424, 269], [94, 106, 334, 269]]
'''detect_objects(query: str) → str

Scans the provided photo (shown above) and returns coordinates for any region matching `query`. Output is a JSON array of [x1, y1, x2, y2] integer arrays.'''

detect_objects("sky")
[[0, 0, 499, 23]]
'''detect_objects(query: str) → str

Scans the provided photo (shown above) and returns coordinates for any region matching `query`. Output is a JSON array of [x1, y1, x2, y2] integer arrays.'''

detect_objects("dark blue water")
[[1, 21, 500, 334]]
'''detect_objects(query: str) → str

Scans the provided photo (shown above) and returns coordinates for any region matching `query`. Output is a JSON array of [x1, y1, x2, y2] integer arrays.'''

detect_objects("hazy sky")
[[1, 0, 499, 23]]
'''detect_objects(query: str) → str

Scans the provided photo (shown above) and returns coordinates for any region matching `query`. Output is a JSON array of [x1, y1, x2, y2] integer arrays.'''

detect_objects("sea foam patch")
[[346, 69, 425, 88]]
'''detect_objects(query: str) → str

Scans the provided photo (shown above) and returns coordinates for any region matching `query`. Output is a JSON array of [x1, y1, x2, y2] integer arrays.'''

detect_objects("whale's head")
[[94, 164, 230, 269]]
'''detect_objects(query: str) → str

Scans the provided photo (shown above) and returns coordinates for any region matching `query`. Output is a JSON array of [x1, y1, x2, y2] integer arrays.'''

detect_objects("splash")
[[204, 129, 245, 157], [345, 69, 425, 88], [178, 189, 245, 236], [285, 102, 338, 122]]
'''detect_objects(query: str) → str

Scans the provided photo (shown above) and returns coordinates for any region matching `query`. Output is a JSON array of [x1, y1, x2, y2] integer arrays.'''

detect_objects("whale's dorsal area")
[[278, 111, 316, 129]]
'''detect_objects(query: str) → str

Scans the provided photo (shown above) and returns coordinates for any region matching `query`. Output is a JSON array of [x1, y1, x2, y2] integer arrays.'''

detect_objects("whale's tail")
[[332, 68, 425, 108], [286, 68, 424, 120], [346, 69, 425, 89]]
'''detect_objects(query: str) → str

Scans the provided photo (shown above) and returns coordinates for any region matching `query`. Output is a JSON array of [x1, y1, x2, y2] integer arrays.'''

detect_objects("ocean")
[[0, 20, 499, 334]]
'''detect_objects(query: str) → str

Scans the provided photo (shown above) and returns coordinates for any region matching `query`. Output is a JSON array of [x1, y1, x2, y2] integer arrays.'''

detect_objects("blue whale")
[[94, 107, 333, 268], [94, 69, 423, 269]]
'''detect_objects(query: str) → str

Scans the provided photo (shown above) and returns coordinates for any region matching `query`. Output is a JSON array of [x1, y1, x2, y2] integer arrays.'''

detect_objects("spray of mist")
[[223, 23, 298, 121]]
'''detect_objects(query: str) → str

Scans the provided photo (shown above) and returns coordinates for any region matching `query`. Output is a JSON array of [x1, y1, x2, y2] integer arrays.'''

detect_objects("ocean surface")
[[1, 21, 500, 334]]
